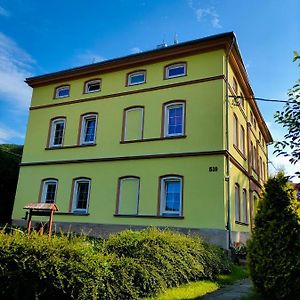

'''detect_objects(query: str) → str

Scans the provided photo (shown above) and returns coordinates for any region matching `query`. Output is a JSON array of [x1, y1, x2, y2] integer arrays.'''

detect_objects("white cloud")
[[188, 1, 221, 28], [0, 32, 35, 109], [73, 50, 105, 66], [130, 47, 142, 54], [0, 124, 24, 144], [0, 5, 9, 17]]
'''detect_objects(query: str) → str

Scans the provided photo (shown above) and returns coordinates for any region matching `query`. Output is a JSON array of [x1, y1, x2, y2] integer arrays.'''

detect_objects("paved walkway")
[[200, 278, 252, 300]]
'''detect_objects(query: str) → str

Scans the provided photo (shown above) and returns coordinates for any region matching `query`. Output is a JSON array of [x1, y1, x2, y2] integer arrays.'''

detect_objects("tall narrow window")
[[240, 92, 245, 108], [80, 113, 98, 145], [127, 71, 146, 86], [122, 106, 144, 141], [263, 162, 266, 181], [250, 141, 254, 167], [233, 114, 238, 147], [49, 118, 66, 147], [260, 157, 263, 178], [55, 85, 70, 98], [117, 177, 140, 215], [165, 63, 186, 79], [164, 102, 185, 137], [242, 189, 248, 224], [240, 125, 245, 155], [84, 79, 101, 93], [71, 178, 91, 213], [160, 176, 183, 216], [41, 179, 58, 203], [235, 183, 240, 222], [253, 146, 257, 171]]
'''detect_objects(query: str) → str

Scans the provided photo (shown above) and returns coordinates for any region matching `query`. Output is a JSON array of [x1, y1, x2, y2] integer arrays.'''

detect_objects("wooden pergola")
[[23, 203, 59, 240]]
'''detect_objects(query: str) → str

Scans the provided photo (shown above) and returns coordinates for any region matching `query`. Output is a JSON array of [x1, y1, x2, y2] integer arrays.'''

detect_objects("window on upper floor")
[[116, 176, 140, 215], [79, 113, 98, 145], [55, 85, 70, 98], [233, 114, 238, 147], [71, 178, 91, 213], [159, 176, 183, 216], [263, 162, 266, 181], [240, 92, 245, 109], [250, 111, 254, 125], [253, 146, 257, 171], [165, 63, 186, 79], [122, 106, 144, 141], [127, 71, 146, 86], [233, 77, 238, 94], [84, 79, 101, 93], [250, 141, 254, 167], [253, 118, 257, 130], [235, 183, 241, 222], [240, 125, 245, 156], [242, 189, 248, 224], [164, 102, 185, 137], [259, 156, 263, 179], [40, 179, 58, 203], [49, 117, 66, 148]]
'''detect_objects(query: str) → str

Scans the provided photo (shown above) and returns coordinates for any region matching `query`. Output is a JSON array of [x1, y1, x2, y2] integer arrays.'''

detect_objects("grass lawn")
[[145, 265, 249, 300]]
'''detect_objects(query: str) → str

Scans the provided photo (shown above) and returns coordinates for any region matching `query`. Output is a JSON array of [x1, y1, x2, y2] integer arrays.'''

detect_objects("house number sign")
[[209, 166, 218, 172]]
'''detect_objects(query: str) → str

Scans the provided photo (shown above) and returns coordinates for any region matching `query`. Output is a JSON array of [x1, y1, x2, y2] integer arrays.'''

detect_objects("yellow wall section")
[[124, 108, 143, 141], [30, 50, 224, 108], [13, 156, 225, 229], [22, 81, 224, 163]]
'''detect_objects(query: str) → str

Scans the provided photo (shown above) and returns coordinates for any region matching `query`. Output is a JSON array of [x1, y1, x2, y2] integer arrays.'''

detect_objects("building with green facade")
[[13, 32, 272, 248]]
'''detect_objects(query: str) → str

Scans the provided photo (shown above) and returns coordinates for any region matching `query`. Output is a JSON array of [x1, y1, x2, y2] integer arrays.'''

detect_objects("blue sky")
[[0, 0, 299, 180]]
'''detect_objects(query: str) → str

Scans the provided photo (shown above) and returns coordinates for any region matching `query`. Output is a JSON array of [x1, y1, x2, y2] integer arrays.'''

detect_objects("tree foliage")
[[274, 52, 300, 176], [0, 144, 23, 224], [247, 173, 300, 299]]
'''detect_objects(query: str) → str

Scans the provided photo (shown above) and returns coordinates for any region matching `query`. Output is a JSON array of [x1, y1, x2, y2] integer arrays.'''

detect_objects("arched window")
[[48, 117, 66, 147], [71, 177, 91, 213], [40, 179, 58, 203], [159, 175, 183, 216], [55, 85, 70, 98], [116, 176, 140, 215], [163, 101, 185, 137], [79, 113, 98, 145], [242, 189, 248, 224], [235, 183, 240, 222], [84, 79, 101, 93], [122, 106, 144, 141], [127, 70, 146, 86], [164, 62, 187, 79]]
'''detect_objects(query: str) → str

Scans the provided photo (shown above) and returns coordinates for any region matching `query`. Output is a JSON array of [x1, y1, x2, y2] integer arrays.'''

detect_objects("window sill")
[[235, 221, 249, 226], [233, 145, 247, 161], [114, 214, 184, 219], [45, 144, 96, 150], [120, 135, 186, 144], [126, 82, 146, 87], [164, 74, 187, 80], [55, 212, 90, 216]]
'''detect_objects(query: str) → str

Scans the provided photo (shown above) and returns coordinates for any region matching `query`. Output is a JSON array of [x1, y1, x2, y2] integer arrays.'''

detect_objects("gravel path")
[[200, 278, 252, 300]]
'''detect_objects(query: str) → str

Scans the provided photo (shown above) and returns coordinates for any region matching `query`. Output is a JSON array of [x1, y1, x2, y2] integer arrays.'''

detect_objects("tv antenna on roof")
[[174, 33, 179, 44]]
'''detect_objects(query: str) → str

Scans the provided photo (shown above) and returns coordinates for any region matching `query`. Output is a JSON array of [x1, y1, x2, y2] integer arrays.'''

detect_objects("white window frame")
[[240, 125, 245, 155], [124, 107, 144, 141], [164, 102, 185, 137], [235, 184, 240, 222], [165, 63, 186, 79], [72, 178, 91, 213], [118, 177, 140, 214], [84, 79, 101, 93], [160, 176, 183, 216], [49, 118, 65, 148], [127, 71, 146, 86], [55, 85, 70, 98], [41, 179, 58, 203], [242, 189, 248, 224], [80, 114, 98, 145]]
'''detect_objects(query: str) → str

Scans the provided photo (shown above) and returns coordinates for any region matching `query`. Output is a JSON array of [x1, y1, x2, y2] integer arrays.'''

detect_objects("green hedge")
[[0, 228, 231, 300]]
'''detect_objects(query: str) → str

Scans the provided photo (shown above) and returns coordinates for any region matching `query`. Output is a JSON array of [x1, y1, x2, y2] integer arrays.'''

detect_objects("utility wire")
[[229, 95, 291, 104]]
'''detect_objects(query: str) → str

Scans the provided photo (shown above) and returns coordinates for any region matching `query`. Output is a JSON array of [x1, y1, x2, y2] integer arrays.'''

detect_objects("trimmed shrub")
[[0, 228, 231, 299], [247, 173, 300, 299]]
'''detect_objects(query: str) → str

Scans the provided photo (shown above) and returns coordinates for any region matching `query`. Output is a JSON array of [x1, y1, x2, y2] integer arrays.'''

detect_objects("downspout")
[[225, 35, 235, 250]]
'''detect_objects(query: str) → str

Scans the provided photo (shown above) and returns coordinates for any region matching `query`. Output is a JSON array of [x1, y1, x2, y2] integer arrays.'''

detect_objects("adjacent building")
[[13, 32, 272, 248]]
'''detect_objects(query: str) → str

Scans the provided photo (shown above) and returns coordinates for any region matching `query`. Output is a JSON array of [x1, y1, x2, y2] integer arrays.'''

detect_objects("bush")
[[247, 173, 300, 299], [0, 228, 231, 299]]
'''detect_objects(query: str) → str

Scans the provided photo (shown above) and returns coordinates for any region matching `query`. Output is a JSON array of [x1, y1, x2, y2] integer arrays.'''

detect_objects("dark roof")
[[26, 32, 235, 82]]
